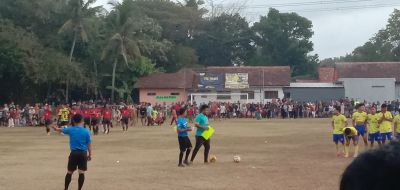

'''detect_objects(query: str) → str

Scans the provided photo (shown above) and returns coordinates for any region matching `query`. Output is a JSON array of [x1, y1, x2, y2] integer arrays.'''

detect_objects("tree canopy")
[[6, 0, 392, 103]]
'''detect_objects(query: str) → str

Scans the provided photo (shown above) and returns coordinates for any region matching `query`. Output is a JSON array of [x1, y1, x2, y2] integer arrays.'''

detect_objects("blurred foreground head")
[[340, 142, 400, 190]]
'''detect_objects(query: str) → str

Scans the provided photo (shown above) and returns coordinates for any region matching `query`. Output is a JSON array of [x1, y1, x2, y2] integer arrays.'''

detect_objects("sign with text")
[[155, 96, 177, 101], [198, 73, 224, 90], [225, 73, 249, 89]]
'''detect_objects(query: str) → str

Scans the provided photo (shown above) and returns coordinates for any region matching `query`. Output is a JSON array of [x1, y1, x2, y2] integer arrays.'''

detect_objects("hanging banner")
[[225, 73, 249, 89], [198, 73, 224, 90]]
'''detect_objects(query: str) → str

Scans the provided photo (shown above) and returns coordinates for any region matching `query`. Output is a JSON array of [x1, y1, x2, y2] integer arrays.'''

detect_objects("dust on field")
[[0, 119, 353, 190]]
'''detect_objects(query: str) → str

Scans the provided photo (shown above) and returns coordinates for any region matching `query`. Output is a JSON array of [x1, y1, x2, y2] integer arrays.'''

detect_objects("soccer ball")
[[209, 155, 217, 163], [233, 155, 241, 163]]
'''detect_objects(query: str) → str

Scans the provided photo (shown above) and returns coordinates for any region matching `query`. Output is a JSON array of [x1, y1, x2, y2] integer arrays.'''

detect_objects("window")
[[170, 92, 180, 96], [264, 91, 278, 99], [147, 92, 156, 96], [240, 91, 254, 99], [217, 92, 231, 100]]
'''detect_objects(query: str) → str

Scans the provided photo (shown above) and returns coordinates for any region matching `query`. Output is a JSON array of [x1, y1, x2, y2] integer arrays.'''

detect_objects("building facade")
[[336, 62, 400, 102], [284, 83, 345, 102], [135, 66, 291, 105]]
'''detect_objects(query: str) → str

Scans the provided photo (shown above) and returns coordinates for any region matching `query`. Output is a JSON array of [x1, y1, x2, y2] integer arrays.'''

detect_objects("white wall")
[[340, 78, 396, 102], [396, 83, 400, 100], [191, 87, 284, 104]]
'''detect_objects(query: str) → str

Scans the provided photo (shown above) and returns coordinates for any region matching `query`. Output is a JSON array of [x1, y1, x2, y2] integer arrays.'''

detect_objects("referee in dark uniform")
[[53, 114, 92, 190]]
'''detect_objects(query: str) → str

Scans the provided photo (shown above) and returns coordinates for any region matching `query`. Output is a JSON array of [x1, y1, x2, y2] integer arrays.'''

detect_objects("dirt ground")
[[0, 119, 355, 190]]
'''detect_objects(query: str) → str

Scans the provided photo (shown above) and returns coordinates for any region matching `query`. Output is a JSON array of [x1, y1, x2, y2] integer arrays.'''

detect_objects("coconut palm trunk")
[[111, 58, 118, 103], [65, 32, 77, 103]]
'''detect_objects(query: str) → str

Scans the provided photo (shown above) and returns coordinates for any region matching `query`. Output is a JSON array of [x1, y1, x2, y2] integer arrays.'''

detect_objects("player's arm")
[[384, 115, 393, 122], [87, 143, 92, 161], [351, 114, 356, 127], [194, 123, 208, 130], [51, 124, 63, 133]]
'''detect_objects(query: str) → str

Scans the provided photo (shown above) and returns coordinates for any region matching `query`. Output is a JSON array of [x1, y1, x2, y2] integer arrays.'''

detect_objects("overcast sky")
[[94, 0, 400, 59]]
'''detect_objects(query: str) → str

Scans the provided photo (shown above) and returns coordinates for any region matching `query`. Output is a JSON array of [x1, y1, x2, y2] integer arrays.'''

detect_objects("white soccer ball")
[[233, 155, 241, 163]]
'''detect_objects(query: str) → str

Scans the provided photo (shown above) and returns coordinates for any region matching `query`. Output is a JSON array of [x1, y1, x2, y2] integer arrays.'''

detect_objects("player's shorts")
[[345, 135, 358, 142], [68, 150, 88, 171], [121, 117, 129, 125], [45, 119, 52, 126], [90, 118, 98, 126], [368, 132, 381, 142], [333, 134, 344, 143], [58, 121, 69, 127], [84, 118, 90, 125], [355, 125, 366, 136], [140, 114, 146, 118], [381, 132, 393, 141], [102, 119, 111, 125], [178, 136, 192, 151]]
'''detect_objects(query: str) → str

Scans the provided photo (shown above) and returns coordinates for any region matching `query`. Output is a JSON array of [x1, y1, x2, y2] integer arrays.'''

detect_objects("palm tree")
[[102, 2, 158, 102], [58, 0, 100, 102]]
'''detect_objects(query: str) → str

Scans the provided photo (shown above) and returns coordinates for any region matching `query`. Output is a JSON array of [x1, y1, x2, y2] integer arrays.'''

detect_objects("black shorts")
[[90, 118, 98, 126], [178, 136, 192, 151], [121, 117, 129, 125], [58, 121, 69, 127], [140, 114, 146, 118], [45, 119, 52, 126], [84, 118, 90, 125], [102, 119, 111, 125], [68, 151, 88, 171]]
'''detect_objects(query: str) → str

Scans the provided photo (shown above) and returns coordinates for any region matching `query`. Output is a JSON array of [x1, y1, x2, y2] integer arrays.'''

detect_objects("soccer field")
[[0, 119, 352, 190]]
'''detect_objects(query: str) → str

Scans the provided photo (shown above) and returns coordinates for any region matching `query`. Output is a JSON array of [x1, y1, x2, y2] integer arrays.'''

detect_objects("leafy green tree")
[[193, 13, 254, 66], [251, 8, 314, 76], [102, 1, 169, 102], [58, 0, 101, 102], [338, 9, 400, 62]]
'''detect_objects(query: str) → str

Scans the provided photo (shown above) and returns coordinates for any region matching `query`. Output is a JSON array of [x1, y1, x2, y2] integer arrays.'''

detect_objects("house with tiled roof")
[[335, 62, 400, 102], [134, 62, 400, 104], [134, 66, 291, 104], [284, 68, 344, 102]]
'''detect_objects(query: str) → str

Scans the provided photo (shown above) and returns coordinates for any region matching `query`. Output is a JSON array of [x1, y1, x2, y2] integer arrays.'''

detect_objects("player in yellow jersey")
[[343, 126, 359, 158], [393, 111, 400, 140], [331, 106, 347, 157], [352, 103, 368, 148], [366, 107, 381, 148], [58, 103, 70, 128], [377, 104, 393, 145]]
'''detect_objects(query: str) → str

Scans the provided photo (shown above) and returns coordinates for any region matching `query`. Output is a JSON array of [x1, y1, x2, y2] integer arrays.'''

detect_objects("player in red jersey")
[[44, 105, 53, 135], [102, 105, 113, 134], [120, 106, 131, 132], [82, 108, 91, 130], [89, 106, 99, 135], [70, 104, 83, 125], [94, 105, 103, 135]]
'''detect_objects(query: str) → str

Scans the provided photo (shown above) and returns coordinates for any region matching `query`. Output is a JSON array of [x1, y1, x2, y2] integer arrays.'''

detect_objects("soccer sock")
[[179, 151, 184, 165], [46, 127, 50, 133], [64, 173, 72, 190], [78, 173, 85, 190], [184, 148, 191, 162]]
